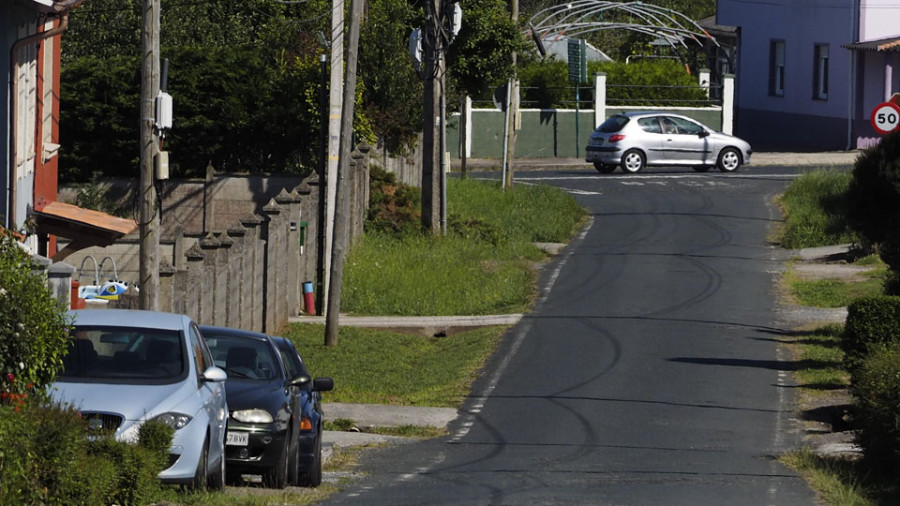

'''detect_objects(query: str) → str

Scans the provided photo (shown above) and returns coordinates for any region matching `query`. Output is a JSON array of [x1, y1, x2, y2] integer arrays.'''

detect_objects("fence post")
[[699, 68, 711, 98], [722, 73, 735, 135], [593, 72, 607, 128]]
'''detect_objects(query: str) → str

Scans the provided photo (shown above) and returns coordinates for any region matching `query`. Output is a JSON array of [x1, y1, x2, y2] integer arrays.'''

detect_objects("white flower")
[[18, 362, 24, 370]]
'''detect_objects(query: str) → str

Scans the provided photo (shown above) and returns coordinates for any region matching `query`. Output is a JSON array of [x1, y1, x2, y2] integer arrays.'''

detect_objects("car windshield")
[[597, 115, 629, 133], [203, 334, 281, 381], [60, 326, 185, 381]]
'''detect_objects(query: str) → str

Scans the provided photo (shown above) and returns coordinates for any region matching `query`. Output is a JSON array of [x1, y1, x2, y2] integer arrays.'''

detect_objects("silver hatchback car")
[[585, 111, 752, 174], [51, 310, 229, 490]]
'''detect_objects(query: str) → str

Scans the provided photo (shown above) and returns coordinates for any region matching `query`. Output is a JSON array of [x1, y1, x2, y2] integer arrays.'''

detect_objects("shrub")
[[0, 231, 71, 402], [851, 342, 900, 473], [846, 130, 900, 276], [366, 165, 422, 236], [842, 296, 900, 376], [0, 402, 116, 505]]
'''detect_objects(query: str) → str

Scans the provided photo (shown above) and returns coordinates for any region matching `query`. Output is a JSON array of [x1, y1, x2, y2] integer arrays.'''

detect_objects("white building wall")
[[860, 0, 899, 41], [717, 0, 857, 150]]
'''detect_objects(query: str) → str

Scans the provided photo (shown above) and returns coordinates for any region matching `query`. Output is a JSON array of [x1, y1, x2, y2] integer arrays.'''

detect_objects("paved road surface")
[[318, 166, 829, 505]]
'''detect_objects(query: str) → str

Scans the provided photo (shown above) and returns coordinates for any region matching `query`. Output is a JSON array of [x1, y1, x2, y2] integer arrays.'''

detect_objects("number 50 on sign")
[[871, 102, 900, 135]]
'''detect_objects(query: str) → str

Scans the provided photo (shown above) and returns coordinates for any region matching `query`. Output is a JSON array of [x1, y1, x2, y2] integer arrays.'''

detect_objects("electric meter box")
[[156, 92, 173, 130], [155, 151, 170, 180]]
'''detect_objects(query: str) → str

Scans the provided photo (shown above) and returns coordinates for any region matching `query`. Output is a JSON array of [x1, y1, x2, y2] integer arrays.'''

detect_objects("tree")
[[0, 232, 70, 404], [358, 0, 423, 155], [447, 0, 525, 100], [60, 0, 331, 180]]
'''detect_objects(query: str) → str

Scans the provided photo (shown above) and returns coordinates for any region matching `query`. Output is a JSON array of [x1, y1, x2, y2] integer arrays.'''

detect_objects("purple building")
[[717, 0, 900, 151]]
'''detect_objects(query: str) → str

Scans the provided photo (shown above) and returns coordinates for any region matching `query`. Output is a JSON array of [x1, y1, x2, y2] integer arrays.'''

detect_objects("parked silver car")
[[51, 310, 229, 490], [585, 111, 752, 174]]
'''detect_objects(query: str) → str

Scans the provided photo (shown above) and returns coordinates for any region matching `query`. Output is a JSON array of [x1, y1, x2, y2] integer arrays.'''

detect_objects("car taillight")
[[609, 134, 626, 142], [300, 417, 313, 431]]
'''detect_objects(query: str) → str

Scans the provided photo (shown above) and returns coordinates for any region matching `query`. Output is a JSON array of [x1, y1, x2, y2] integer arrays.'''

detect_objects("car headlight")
[[232, 409, 274, 424], [151, 412, 193, 430]]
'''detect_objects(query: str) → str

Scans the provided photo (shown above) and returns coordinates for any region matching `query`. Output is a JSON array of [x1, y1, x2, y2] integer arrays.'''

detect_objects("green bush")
[[851, 342, 900, 473], [846, 130, 900, 276], [0, 231, 70, 401], [842, 296, 900, 376], [517, 59, 707, 109], [0, 400, 173, 505]]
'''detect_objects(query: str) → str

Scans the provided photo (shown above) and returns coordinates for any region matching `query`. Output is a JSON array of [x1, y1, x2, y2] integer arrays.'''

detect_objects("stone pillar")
[[198, 233, 221, 326], [240, 214, 264, 333], [261, 200, 282, 333], [699, 68, 711, 98], [183, 243, 206, 320], [48, 261, 75, 309], [594, 72, 607, 129], [158, 259, 176, 313], [226, 224, 247, 329], [722, 73, 735, 135]]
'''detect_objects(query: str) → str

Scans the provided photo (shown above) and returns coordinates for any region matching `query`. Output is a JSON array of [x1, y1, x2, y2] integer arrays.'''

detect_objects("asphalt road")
[[321, 166, 840, 505]]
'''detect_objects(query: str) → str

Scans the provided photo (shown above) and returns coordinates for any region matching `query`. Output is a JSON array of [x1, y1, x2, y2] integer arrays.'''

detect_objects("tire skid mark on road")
[[449, 216, 594, 444]]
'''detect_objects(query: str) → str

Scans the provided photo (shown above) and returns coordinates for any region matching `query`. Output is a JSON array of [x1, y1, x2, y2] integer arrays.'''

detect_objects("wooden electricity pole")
[[504, 0, 519, 190], [324, 0, 364, 347], [139, 0, 160, 310], [421, 0, 443, 233]]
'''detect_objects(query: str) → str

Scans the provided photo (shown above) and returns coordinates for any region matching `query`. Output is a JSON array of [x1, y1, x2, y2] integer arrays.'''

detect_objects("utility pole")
[[323, 0, 345, 315], [421, 0, 443, 233], [139, 0, 160, 310], [324, 0, 364, 347], [504, 0, 519, 190]]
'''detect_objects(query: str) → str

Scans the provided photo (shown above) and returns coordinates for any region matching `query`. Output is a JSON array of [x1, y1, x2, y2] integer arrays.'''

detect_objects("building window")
[[813, 44, 829, 100], [769, 40, 785, 97]]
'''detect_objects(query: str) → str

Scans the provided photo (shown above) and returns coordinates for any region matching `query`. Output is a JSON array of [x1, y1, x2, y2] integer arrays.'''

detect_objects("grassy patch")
[[343, 178, 586, 316], [787, 258, 887, 308], [778, 170, 856, 249], [343, 233, 541, 316], [282, 325, 507, 407], [785, 324, 849, 395]]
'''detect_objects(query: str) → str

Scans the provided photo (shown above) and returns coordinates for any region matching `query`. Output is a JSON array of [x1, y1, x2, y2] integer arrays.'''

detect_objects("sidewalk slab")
[[325, 402, 458, 429]]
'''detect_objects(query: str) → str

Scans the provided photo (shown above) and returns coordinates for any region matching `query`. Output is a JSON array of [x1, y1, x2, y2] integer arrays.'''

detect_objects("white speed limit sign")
[[871, 102, 900, 135]]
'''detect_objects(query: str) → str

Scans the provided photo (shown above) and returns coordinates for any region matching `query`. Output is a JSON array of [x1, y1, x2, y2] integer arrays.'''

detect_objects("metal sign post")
[[568, 38, 587, 157]]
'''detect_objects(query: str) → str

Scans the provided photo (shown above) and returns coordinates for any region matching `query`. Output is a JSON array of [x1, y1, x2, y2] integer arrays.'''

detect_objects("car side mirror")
[[202, 365, 228, 383], [289, 374, 311, 387], [698, 130, 710, 138], [313, 377, 335, 392]]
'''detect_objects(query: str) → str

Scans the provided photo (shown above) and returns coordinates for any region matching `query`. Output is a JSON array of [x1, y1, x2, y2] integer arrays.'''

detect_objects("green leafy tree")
[[358, 0, 423, 155], [448, 0, 526, 99], [0, 232, 70, 402]]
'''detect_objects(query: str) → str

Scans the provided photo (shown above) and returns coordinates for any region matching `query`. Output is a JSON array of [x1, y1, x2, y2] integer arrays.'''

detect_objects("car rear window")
[[596, 115, 629, 133], [61, 326, 185, 382]]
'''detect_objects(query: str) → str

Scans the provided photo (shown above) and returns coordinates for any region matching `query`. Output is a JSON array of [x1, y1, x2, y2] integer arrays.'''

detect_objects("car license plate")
[[226, 431, 249, 446]]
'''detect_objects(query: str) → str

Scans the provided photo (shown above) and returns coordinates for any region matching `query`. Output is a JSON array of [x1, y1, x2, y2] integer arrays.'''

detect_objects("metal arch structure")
[[528, 1, 718, 52]]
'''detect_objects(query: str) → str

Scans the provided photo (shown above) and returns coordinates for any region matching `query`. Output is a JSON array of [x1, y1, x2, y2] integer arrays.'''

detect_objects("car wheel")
[[189, 434, 210, 492], [263, 440, 289, 489], [717, 147, 741, 172], [298, 431, 323, 488], [692, 165, 711, 172], [593, 162, 615, 174], [207, 445, 226, 491], [620, 150, 645, 173]]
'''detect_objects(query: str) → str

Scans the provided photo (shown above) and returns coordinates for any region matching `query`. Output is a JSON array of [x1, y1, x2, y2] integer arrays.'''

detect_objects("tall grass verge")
[[779, 170, 856, 249], [283, 325, 506, 407], [344, 178, 586, 316]]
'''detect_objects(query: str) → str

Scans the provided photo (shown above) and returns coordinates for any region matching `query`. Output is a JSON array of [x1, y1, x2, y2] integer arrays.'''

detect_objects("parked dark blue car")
[[199, 326, 334, 488]]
